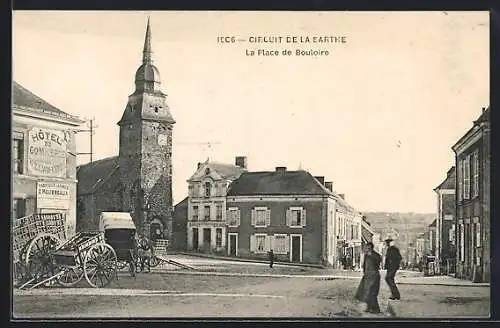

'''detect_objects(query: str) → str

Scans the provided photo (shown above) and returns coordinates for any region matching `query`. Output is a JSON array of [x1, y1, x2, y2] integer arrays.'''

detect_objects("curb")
[[175, 252, 325, 269]]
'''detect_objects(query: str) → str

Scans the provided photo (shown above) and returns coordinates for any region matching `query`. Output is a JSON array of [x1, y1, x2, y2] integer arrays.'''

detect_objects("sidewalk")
[[149, 269, 490, 287]]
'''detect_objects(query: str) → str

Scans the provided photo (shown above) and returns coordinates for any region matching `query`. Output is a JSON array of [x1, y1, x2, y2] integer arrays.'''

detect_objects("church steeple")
[[142, 17, 153, 64]]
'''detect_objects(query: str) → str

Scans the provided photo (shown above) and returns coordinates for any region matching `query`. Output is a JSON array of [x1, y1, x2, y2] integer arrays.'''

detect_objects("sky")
[[12, 11, 489, 213]]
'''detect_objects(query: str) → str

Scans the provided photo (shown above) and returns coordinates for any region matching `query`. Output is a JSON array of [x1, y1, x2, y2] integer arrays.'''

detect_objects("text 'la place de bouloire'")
[[217, 35, 347, 57]]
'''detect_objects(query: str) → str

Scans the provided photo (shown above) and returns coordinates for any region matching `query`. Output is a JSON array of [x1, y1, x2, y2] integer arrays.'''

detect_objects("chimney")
[[235, 156, 248, 169], [338, 194, 345, 200], [275, 166, 287, 172], [314, 176, 325, 185], [324, 181, 333, 192]]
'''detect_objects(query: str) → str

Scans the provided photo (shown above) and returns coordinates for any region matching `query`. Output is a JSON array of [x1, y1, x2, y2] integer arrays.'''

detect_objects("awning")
[[361, 228, 373, 244], [99, 212, 136, 231]]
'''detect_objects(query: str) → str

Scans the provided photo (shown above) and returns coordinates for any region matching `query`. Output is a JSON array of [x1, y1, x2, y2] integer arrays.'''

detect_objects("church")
[[76, 19, 175, 242]]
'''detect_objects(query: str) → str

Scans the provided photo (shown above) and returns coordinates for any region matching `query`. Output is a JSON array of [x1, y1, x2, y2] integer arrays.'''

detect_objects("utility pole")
[[75, 117, 98, 163]]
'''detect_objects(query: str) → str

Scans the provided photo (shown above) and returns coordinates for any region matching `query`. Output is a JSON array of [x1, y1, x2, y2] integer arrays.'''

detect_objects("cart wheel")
[[24, 233, 61, 280], [149, 255, 161, 268], [56, 258, 84, 287], [83, 243, 117, 288]]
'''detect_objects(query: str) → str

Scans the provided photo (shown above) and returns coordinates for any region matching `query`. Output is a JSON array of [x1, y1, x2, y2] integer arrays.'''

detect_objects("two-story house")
[[225, 167, 361, 266], [12, 81, 84, 236], [186, 157, 247, 253], [433, 166, 456, 275], [452, 107, 490, 283]]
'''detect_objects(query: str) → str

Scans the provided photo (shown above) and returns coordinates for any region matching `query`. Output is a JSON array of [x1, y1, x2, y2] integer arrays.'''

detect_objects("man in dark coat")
[[384, 238, 402, 300], [355, 242, 382, 314], [268, 249, 274, 268]]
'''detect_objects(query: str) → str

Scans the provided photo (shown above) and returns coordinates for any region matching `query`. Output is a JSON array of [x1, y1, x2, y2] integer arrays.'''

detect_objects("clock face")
[[158, 134, 168, 146]]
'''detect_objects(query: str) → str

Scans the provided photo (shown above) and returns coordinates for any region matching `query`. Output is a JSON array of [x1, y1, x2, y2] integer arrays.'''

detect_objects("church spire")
[[142, 17, 153, 64]]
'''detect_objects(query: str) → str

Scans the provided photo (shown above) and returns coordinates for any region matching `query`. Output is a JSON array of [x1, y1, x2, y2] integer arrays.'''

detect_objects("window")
[[204, 205, 211, 220], [227, 208, 240, 226], [12, 198, 25, 220], [287, 207, 306, 227], [463, 156, 470, 200], [254, 234, 267, 253], [12, 137, 24, 174], [459, 223, 465, 261], [457, 160, 463, 202], [216, 228, 222, 248], [188, 185, 194, 197], [204, 182, 211, 197], [216, 203, 223, 221], [472, 151, 479, 198], [255, 209, 267, 226], [273, 234, 288, 254], [449, 224, 456, 244], [192, 206, 198, 221], [476, 221, 481, 248]]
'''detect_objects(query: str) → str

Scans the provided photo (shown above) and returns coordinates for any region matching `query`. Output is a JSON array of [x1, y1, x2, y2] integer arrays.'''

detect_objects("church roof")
[[77, 156, 120, 195], [12, 81, 83, 123]]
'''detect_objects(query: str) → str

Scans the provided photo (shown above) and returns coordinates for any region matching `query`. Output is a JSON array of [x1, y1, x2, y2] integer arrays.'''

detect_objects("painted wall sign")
[[28, 128, 69, 178], [37, 182, 71, 209]]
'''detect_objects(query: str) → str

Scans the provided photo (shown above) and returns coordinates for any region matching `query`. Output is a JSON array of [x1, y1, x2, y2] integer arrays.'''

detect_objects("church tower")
[[118, 18, 175, 240]]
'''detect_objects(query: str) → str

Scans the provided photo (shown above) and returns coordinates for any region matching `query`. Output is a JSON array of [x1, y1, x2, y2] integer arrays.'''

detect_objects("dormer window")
[[154, 106, 159, 113], [204, 182, 211, 197]]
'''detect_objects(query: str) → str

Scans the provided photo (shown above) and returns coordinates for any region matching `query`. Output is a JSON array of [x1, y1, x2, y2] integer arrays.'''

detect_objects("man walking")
[[355, 242, 382, 314], [384, 238, 402, 300], [268, 249, 274, 268]]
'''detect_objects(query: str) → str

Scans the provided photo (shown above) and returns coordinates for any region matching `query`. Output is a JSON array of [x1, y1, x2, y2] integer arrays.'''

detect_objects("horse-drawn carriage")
[[14, 212, 139, 289]]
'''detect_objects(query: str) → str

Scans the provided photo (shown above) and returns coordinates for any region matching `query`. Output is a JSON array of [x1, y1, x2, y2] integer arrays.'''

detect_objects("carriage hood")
[[99, 212, 136, 231]]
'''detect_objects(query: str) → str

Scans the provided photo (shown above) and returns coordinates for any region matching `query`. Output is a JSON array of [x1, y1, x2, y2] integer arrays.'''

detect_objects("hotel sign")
[[28, 128, 69, 178], [37, 182, 71, 209]]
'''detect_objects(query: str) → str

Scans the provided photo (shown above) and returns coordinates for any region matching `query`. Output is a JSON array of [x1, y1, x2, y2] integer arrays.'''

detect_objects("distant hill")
[[363, 212, 436, 262]]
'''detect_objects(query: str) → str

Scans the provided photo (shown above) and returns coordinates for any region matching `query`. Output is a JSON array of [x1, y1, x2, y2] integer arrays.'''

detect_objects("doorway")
[[228, 233, 238, 256], [203, 228, 211, 250], [192, 228, 199, 250], [290, 235, 302, 262]]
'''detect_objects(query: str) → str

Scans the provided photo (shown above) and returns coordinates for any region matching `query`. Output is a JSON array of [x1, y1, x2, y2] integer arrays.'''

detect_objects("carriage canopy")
[[99, 212, 136, 232]]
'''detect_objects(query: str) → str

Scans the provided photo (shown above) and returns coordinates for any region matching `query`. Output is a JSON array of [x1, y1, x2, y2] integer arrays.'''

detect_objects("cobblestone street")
[[13, 256, 490, 319]]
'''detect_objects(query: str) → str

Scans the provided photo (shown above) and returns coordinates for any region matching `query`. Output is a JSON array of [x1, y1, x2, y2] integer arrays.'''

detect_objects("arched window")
[[204, 182, 211, 197]]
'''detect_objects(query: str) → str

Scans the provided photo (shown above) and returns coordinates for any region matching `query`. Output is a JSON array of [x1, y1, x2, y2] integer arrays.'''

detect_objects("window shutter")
[[265, 235, 271, 251], [302, 208, 307, 227], [286, 209, 291, 226], [236, 209, 241, 226], [226, 210, 231, 225], [16, 199, 26, 218], [250, 234, 256, 252], [285, 235, 290, 252], [251, 208, 256, 226], [270, 235, 275, 250], [211, 184, 217, 197], [265, 208, 271, 226], [25, 197, 35, 216], [458, 161, 463, 201]]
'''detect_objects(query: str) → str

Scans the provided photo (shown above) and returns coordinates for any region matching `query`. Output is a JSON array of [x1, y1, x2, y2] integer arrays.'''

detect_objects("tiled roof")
[[77, 156, 119, 195], [434, 166, 456, 190], [12, 81, 82, 121], [226, 170, 331, 196], [175, 196, 188, 209], [189, 161, 246, 181]]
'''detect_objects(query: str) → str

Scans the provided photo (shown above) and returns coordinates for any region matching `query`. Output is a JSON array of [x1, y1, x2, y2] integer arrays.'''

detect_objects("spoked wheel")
[[24, 233, 61, 281], [149, 255, 161, 268], [83, 243, 117, 288], [56, 257, 84, 287]]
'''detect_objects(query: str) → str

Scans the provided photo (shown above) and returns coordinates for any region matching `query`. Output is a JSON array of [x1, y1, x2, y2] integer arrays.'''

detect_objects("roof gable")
[[434, 166, 456, 191], [77, 156, 120, 195], [189, 162, 246, 182]]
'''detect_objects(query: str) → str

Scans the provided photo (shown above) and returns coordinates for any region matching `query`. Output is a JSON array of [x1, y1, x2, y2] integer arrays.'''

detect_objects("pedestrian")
[[355, 242, 382, 314], [268, 249, 274, 268], [384, 238, 402, 300]]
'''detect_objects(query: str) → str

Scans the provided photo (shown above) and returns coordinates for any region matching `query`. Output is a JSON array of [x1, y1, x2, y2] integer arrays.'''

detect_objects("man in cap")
[[384, 237, 402, 300]]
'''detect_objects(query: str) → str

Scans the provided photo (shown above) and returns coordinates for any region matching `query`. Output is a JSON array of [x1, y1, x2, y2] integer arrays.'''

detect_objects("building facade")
[[433, 166, 456, 275], [452, 107, 490, 283], [12, 81, 84, 236], [185, 157, 247, 253], [76, 19, 176, 242], [225, 167, 361, 266]]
